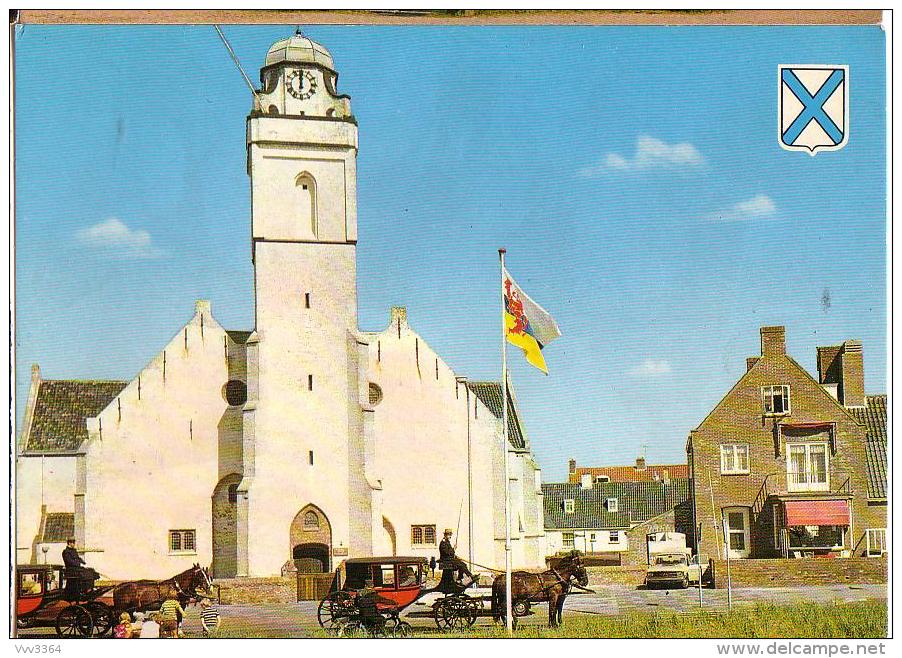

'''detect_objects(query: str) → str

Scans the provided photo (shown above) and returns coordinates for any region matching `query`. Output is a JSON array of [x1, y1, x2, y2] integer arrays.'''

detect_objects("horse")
[[113, 563, 213, 614], [491, 551, 589, 628]]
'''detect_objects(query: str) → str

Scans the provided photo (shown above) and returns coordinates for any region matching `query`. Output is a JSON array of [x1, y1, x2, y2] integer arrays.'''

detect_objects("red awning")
[[784, 500, 849, 526]]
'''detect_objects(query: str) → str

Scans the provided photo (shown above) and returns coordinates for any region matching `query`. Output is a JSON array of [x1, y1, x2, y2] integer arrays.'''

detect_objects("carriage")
[[16, 562, 213, 638], [317, 556, 515, 635], [317, 552, 590, 635], [15, 564, 116, 637]]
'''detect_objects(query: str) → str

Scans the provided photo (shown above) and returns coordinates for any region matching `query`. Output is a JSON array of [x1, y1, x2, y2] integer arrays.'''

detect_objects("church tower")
[[240, 33, 371, 576]]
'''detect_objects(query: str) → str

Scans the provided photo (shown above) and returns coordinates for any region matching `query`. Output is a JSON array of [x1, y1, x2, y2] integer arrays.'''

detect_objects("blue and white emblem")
[[779, 65, 848, 155]]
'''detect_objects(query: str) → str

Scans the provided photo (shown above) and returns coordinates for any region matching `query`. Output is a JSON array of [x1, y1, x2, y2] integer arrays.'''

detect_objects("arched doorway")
[[290, 505, 332, 573], [381, 517, 397, 556], [211, 474, 242, 578]]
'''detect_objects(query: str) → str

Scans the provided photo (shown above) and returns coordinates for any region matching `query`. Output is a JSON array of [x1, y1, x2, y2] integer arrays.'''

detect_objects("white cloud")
[[76, 218, 164, 259], [708, 195, 778, 222], [628, 359, 672, 378], [579, 135, 705, 176]]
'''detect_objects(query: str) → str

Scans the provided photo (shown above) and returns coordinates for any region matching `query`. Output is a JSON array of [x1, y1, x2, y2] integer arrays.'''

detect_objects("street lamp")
[[41, 545, 49, 564]]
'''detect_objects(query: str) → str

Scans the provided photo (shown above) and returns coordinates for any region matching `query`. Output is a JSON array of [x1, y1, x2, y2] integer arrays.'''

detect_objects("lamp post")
[[41, 545, 49, 564]]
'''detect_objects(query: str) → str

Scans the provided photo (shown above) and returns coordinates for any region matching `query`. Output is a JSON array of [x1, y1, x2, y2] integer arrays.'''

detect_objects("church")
[[16, 33, 547, 579]]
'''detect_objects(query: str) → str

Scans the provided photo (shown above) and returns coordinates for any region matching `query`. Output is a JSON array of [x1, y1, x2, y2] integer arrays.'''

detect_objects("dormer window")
[[594, 475, 610, 483], [762, 385, 791, 415], [606, 497, 618, 513], [563, 499, 575, 514]]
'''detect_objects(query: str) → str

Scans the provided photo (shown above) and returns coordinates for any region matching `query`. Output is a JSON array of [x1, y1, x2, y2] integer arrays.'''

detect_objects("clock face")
[[286, 69, 317, 100]]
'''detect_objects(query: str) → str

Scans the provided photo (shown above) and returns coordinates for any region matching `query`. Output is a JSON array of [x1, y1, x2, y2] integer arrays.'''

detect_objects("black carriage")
[[316, 556, 509, 635], [16, 564, 115, 637]]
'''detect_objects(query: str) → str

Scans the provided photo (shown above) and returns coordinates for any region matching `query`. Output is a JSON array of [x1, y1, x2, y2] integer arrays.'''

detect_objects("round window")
[[368, 383, 383, 406], [223, 380, 248, 406]]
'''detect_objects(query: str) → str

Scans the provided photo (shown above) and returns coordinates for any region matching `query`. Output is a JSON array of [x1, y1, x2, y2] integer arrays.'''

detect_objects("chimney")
[[568, 459, 576, 474], [760, 326, 786, 357], [390, 306, 408, 327], [839, 340, 865, 407], [662, 469, 670, 485], [580, 473, 593, 490], [195, 299, 212, 316], [746, 357, 760, 372], [635, 456, 646, 471], [817, 341, 865, 407]]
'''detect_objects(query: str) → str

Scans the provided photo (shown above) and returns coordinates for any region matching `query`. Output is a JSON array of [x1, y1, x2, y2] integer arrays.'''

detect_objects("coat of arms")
[[779, 65, 848, 155]]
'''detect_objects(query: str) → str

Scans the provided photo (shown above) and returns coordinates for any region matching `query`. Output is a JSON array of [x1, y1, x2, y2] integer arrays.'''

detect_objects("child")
[[200, 598, 221, 637], [113, 612, 133, 639]]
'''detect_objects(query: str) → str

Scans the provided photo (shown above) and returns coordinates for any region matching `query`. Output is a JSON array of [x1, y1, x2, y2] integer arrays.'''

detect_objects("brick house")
[[568, 456, 688, 484], [687, 326, 887, 560], [543, 476, 692, 564]]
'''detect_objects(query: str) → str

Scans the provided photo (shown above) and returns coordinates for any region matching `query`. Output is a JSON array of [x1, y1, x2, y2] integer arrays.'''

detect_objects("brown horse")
[[113, 563, 213, 614], [491, 552, 589, 628]]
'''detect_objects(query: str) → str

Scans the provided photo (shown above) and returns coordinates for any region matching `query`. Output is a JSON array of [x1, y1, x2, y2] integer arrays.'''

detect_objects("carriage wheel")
[[333, 618, 363, 638], [84, 602, 114, 637], [434, 595, 474, 631], [55, 605, 94, 637], [317, 591, 356, 632], [391, 621, 413, 638]]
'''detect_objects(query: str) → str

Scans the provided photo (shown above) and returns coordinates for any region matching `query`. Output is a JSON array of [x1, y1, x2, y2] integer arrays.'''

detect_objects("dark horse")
[[491, 552, 589, 628], [113, 563, 213, 614]]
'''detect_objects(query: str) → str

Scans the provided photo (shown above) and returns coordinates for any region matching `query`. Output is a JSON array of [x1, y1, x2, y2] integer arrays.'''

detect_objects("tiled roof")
[[543, 478, 690, 530], [226, 330, 253, 344], [570, 463, 689, 484], [23, 380, 127, 453], [467, 381, 526, 449], [852, 395, 887, 499], [42, 512, 74, 543]]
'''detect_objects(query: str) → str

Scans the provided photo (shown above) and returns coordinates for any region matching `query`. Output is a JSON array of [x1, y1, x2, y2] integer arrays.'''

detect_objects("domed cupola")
[[256, 31, 351, 120]]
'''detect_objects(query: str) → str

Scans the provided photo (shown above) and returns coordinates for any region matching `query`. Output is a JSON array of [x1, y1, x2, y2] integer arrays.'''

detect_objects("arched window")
[[268, 105, 279, 115], [304, 511, 320, 530], [295, 172, 318, 237]]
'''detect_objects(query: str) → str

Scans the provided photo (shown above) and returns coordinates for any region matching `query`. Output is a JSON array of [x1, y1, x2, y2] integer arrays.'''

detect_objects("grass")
[[430, 600, 888, 639]]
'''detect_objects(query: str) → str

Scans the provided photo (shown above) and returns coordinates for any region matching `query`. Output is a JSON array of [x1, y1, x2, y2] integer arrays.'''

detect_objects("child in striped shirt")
[[200, 598, 220, 637]]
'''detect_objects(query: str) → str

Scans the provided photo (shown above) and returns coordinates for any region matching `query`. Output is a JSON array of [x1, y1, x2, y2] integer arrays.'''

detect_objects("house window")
[[411, 525, 436, 547], [594, 475, 610, 483], [866, 529, 887, 557], [606, 498, 618, 513], [762, 385, 791, 415], [609, 531, 620, 543], [169, 529, 196, 553], [787, 442, 829, 492], [562, 532, 574, 549], [787, 525, 846, 553], [720, 444, 750, 474], [563, 499, 575, 514]]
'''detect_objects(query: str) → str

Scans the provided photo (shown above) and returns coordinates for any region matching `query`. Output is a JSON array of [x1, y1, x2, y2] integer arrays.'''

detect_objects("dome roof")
[[265, 33, 334, 70]]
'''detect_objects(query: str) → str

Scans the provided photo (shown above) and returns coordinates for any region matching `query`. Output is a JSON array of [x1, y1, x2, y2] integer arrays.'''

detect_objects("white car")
[[645, 552, 712, 589]]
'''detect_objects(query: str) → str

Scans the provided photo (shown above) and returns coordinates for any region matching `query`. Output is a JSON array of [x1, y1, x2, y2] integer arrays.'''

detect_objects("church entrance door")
[[290, 505, 331, 573]]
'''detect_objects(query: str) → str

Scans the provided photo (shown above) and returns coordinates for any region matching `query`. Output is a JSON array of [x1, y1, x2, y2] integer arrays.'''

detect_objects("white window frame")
[[786, 441, 830, 492], [762, 385, 791, 415], [169, 529, 197, 555], [562, 532, 574, 549], [720, 444, 750, 474], [563, 499, 575, 514], [606, 497, 618, 513], [866, 528, 887, 557], [609, 530, 620, 543]]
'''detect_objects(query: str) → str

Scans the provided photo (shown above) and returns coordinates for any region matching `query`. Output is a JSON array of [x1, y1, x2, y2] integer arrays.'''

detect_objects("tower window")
[[223, 380, 248, 406], [228, 484, 239, 504], [309, 450, 314, 466], [308, 374, 314, 391], [305, 292, 311, 309], [268, 105, 279, 115]]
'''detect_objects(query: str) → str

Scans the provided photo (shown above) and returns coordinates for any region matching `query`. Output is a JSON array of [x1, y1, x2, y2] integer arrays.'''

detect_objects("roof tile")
[[852, 395, 887, 499]]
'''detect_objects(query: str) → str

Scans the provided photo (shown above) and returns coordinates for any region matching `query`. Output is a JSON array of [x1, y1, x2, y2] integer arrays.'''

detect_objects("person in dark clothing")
[[439, 529, 474, 584], [62, 539, 97, 597], [354, 578, 396, 634], [429, 556, 437, 579]]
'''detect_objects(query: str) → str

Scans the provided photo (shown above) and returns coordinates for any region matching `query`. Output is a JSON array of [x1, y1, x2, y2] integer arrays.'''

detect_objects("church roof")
[[851, 394, 887, 499], [265, 33, 335, 70], [23, 380, 127, 453], [466, 381, 526, 450]]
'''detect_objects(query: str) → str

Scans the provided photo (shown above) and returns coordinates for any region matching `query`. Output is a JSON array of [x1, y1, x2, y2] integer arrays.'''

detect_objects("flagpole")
[[499, 248, 513, 634]]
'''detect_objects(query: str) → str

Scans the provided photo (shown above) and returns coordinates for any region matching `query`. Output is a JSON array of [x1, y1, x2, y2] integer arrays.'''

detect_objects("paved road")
[[15, 584, 886, 639]]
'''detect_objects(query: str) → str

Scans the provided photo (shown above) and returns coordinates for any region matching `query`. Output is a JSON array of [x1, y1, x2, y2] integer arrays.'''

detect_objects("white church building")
[[16, 34, 547, 580]]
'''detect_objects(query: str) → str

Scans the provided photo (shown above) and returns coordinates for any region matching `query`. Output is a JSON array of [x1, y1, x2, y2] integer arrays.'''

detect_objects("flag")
[[502, 267, 561, 374]]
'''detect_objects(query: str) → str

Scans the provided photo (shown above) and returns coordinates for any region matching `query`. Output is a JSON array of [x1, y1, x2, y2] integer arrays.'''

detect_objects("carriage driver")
[[62, 538, 98, 593], [439, 529, 474, 585]]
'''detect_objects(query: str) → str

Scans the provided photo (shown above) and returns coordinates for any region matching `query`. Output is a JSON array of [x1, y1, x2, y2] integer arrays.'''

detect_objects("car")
[[645, 552, 712, 589]]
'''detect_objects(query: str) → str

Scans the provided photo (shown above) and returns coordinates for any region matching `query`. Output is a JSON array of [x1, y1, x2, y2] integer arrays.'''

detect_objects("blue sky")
[[14, 25, 886, 482]]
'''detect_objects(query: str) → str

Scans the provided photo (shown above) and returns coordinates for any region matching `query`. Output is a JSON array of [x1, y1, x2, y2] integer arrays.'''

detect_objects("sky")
[[13, 24, 886, 483]]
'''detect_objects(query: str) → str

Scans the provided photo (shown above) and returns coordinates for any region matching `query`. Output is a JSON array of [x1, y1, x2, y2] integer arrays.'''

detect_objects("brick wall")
[[216, 576, 296, 605], [712, 557, 887, 588]]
